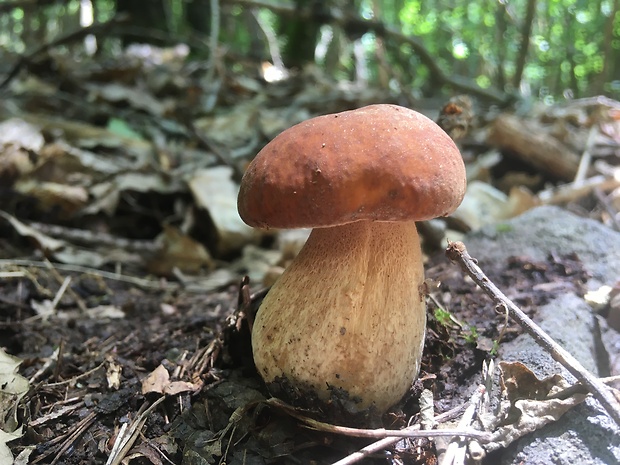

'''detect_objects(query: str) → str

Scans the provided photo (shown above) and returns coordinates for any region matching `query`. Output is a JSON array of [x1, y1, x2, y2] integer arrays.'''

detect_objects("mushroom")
[[237, 104, 466, 416]]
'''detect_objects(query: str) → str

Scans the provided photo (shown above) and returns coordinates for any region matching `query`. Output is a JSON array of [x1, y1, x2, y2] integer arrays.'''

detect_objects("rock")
[[466, 205, 620, 289], [464, 206, 620, 465]]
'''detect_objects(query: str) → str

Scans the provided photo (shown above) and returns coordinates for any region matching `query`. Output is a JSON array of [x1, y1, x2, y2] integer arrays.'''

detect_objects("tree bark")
[[512, 0, 537, 90]]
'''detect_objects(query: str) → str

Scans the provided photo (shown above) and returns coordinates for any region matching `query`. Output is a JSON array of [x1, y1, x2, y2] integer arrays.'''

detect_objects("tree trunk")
[[512, 0, 537, 90]]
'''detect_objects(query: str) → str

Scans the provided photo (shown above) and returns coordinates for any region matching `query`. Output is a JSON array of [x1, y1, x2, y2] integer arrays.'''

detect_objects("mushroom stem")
[[252, 220, 426, 413]]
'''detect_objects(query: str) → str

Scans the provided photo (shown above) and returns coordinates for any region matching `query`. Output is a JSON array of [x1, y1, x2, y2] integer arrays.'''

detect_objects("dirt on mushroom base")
[[3, 251, 587, 464]]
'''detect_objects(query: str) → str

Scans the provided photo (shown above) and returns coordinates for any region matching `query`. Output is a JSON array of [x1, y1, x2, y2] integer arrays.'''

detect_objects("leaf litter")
[[0, 40, 618, 464]]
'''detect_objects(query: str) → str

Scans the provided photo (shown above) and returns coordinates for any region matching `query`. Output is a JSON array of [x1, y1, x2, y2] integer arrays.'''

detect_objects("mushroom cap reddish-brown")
[[238, 104, 466, 229]]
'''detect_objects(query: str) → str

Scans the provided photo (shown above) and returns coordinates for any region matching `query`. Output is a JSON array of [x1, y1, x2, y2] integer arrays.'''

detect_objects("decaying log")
[[487, 114, 581, 180]]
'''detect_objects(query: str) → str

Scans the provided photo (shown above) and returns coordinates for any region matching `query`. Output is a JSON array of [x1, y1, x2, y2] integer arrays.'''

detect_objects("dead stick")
[[573, 125, 598, 185], [331, 402, 469, 465], [446, 241, 620, 427], [440, 385, 486, 465]]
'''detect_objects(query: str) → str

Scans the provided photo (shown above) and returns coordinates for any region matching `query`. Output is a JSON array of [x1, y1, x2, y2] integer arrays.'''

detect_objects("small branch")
[[573, 125, 599, 185], [50, 412, 98, 465], [273, 398, 489, 441], [594, 187, 620, 231], [487, 113, 581, 180], [440, 385, 486, 465], [446, 241, 620, 427], [537, 174, 620, 205], [330, 402, 469, 465], [304, 422, 491, 442], [0, 259, 195, 293], [185, 120, 244, 182], [105, 396, 166, 465]]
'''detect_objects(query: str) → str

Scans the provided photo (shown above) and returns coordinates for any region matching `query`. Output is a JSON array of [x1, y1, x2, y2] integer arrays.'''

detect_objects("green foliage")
[[463, 325, 479, 345], [1, 0, 617, 100], [434, 308, 479, 346], [433, 307, 454, 327], [495, 223, 514, 233], [394, 0, 618, 98]]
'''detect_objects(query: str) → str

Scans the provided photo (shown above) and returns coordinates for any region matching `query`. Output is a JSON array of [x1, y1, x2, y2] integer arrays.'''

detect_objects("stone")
[[464, 206, 620, 465]]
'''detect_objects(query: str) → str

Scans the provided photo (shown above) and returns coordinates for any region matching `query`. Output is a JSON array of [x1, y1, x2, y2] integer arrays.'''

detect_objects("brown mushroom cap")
[[238, 104, 466, 229]]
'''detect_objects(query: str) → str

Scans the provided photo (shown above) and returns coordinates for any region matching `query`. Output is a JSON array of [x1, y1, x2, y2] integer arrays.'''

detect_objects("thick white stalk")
[[252, 220, 426, 413]]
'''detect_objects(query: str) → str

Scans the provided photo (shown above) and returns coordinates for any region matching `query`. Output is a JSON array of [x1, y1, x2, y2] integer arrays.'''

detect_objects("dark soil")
[[2, 247, 588, 464]]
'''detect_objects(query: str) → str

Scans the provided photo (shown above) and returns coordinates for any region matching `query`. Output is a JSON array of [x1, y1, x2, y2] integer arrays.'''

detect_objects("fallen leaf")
[[0, 348, 29, 464], [141, 365, 170, 395], [141, 364, 202, 396], [483, 361, 587, 451], [0, 428, 23, 465], [188, 166, 263, 255], [0, 210, 65, 252], [146, 225, 214, 276], [106, 356, 122, 390], [0, 118, 45, 151], [14, 180, 89, 218], [164, 380, 203, 396]]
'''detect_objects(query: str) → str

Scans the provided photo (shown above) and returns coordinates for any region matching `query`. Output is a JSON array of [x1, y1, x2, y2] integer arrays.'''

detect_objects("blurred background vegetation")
[[0, 0, 618, 103]]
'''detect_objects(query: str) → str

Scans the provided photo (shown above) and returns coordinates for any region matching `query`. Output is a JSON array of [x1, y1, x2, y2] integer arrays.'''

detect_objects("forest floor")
[[1, 42, 619, 465], [2, 243, 590, 464]]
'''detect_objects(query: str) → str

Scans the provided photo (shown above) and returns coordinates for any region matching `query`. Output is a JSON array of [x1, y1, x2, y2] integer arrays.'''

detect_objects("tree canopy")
[[0, 0, 618, 102]]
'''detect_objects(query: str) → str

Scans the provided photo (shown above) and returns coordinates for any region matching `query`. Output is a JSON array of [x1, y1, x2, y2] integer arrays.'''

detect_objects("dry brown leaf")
[[141, 364, 202, 396], [87, 82, 168, 116], [188, 166, 263, 255], [484, 361, 587, 452], [194, 102, 260, 149], [106, 356, 122, 390], [0, 210, 65, 252], [14, 180, 89, 218], [146, 225, 214, 276], [141, 365, 170, 395]]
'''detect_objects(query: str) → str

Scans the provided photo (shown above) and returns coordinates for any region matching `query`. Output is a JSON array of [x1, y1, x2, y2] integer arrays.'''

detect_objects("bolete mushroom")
[[237, 104, 466, 416]]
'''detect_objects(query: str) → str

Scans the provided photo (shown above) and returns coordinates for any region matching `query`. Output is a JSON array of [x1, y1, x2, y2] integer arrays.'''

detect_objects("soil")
[[2, 246, 588, 464]]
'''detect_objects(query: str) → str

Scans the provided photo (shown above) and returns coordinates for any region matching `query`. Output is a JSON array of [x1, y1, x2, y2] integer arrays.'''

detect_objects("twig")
[[446, 241, 620, 427], [43, 259, 88, 313], [272, 396, 492, 442], [49, 412, 98, 465], [440, 386, 486, 465], [0, 271, 25, 278], [29, 347, 60, 384], [537, 174, 620, 204], [0, 259, 180, 292], [28, 221, 158, 252], [330, 403, 470, 465], [50, 276, 71, 310], [304, 423, 491, 442], [206, 0, 221, 85], [593, 187, 620, 231], [547, 374, 620, 400], [105, 396, 167, 465], [186, 121, 244, 181], [252, 8, 286, 70], [573, 125, 599, 185], [29, 400, 85, 427], [43, 361, 106, 388]]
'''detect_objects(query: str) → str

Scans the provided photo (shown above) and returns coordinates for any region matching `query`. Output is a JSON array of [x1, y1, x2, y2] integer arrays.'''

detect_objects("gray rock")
[[463, 206, 620, 465], [466, 205, 620, 289]]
